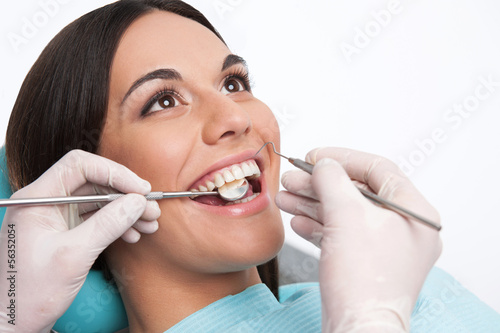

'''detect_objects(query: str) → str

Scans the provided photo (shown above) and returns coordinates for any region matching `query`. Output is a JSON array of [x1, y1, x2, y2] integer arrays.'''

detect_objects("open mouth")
[[189, 159, 262, 206]]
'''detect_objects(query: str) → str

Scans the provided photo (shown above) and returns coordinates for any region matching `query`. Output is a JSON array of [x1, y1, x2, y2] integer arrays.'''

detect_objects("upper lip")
[[187, 149, 265, 191]]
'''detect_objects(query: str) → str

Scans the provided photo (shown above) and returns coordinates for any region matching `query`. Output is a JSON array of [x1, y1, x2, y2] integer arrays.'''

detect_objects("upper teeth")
[[190, 160, 260, 193]]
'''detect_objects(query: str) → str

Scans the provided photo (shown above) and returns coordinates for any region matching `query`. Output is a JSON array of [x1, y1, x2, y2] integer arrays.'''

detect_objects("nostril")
[[220, 131, 235, 139]]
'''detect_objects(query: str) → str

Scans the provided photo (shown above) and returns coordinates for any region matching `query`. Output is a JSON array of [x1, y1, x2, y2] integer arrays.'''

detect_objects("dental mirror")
[[217, 178, 250, 201], [0, 179, 251, 207]]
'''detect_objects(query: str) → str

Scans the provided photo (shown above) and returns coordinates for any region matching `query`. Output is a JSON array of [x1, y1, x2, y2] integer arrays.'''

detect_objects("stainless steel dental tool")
[[0, 179, 251, 208], [216, 178, 250, 202], [256, 142, 441, 231]]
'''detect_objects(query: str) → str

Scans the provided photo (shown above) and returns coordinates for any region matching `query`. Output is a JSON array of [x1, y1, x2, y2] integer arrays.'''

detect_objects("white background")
[[1, 0, 499, 312]]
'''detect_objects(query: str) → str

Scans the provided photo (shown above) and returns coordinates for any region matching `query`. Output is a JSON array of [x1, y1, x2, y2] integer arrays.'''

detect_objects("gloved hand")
[[275, 147, 442, 332], [0, 150, 161, 333]]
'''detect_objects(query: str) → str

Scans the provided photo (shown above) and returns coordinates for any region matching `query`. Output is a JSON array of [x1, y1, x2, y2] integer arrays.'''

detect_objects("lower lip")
[[188, 175, 270, 217]]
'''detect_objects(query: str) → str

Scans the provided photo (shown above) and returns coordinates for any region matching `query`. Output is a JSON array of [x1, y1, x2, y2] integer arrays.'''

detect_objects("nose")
[[200, 93, 252, 145]]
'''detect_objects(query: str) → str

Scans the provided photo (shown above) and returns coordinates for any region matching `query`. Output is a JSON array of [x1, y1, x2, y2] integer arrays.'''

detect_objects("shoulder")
[[279, 282, 320, 304], [411, 267, 500, 332]]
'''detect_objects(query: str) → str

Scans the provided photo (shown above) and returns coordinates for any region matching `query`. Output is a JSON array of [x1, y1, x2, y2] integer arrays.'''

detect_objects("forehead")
[[111, 10, 229, 84]]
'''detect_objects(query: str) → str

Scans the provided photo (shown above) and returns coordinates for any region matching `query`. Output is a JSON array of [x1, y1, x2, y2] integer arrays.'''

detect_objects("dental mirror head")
[[217, 178, 249, 201]]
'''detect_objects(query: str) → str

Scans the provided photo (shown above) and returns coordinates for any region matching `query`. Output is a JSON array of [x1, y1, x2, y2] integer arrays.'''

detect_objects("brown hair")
[[6, 0, 279, 298]]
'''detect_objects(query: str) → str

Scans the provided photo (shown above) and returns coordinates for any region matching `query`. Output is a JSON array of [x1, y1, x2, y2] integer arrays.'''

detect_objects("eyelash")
[[140, 85, 179, 117], [140, 69, 253, 117], [225, 68, 252, 92]]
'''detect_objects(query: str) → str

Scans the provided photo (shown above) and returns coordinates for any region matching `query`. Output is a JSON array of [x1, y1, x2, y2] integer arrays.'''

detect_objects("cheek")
[[99, 121, 193, 191], [252, 104, 280, 145], [250, 102, 281, 185]]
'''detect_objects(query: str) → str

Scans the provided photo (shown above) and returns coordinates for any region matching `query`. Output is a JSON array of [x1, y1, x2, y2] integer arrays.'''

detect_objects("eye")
[[148, 93, 180, 113], [222, 77, 246, 95]]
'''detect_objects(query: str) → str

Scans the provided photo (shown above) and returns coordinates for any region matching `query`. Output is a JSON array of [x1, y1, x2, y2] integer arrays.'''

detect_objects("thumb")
[[68, 194, 147, 255], [312, 158, 367, 223]]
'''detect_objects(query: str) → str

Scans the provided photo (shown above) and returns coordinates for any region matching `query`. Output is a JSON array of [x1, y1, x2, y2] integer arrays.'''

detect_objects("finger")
[[78, 217, 158, 240], [306, 147, 405, 194], [18, 150, 151, 198], [71, 183, 114, 196], [141, 200, 161, 221], [290, 215, 324, 248], [351, 180, 373, 193], [307, 148, 439, 221], [80, 210, 96, 222], [78, 216, 145, 243], [275, 191, 322, 223], [131, 220, 159, 234], [79, 199, 160, 228], [120, 227, 141, 243], [77, 194, 161, 220], [280, 170, 318, 201], [311, 158, 369, 223], [77, 202, 107, 216], [68, 193, 148, 254], [69, 183, 112, 215]]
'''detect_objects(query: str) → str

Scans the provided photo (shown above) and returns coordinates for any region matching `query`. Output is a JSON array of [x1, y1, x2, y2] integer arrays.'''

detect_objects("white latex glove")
[[275, 147, 442, 333], [0, 150, 161, 333]]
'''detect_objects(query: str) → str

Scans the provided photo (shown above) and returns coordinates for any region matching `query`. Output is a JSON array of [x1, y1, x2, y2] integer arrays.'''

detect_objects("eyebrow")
[[121, 68, 182, 105], [221, 54, 247, 71], [121, 54, 248, 105]]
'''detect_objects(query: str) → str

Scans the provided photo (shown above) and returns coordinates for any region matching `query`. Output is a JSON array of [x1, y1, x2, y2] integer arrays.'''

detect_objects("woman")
[[0, 1, 498, 332]]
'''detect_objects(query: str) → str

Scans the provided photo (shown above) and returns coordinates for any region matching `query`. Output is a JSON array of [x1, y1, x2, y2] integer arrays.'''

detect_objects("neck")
[[117, 261, 262, 332]]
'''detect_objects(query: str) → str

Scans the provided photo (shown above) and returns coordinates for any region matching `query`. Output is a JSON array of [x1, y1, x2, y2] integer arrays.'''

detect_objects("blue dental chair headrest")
[[0, 146, 129, 332], [0, 147, 11, 224]]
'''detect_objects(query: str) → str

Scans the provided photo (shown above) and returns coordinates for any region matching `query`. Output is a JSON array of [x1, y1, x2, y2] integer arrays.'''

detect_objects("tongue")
[[193, 195, 227, 206], [194, 182, 254, 206]]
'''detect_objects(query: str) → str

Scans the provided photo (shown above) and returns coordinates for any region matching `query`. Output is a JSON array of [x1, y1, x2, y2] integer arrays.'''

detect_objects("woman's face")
[[100, 11, 284, 275]]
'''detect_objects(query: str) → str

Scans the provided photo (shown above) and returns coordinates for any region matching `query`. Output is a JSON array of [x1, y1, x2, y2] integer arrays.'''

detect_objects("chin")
[[189, 207, 285, 274], [228, 209, 284, 270]]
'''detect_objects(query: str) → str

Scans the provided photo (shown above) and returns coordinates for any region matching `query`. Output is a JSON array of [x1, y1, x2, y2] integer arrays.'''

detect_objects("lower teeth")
[[224, 192, 260, 205]]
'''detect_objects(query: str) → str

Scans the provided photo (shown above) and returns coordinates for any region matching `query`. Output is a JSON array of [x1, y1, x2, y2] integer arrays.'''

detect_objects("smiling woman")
[[5, 1, 283, 331], [97, 10, 285, 330]]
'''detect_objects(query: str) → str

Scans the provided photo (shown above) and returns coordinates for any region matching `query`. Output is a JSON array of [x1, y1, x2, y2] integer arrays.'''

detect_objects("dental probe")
[[256, 142, 441, 231], [0, 191, 224, 208]]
